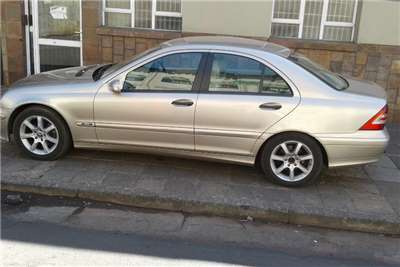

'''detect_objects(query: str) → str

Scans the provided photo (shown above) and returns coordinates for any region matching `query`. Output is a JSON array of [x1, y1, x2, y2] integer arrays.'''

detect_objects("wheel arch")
[[8, 103, 73, 145], [255, 131, 329, 168]]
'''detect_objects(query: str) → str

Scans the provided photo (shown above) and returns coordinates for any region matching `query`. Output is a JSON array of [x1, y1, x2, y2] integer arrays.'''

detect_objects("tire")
[[13, 106, 72, 160], [259, 133, 324, 187]]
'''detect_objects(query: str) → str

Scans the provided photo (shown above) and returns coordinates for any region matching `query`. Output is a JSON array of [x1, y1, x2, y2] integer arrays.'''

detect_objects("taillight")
[[359, 105, 388, 130]]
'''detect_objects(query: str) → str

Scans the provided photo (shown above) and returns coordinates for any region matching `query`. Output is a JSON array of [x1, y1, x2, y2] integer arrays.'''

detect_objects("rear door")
[[194, 52, 300, 155]]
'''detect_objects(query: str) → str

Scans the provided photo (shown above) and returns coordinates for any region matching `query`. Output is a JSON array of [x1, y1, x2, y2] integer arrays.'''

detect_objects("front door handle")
[[171, 99, 194, 107], [259, 102, 282, 110]]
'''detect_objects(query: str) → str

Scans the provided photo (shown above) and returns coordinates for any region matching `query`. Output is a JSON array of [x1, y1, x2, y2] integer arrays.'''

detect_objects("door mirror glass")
[[109, 79, 123, 93]]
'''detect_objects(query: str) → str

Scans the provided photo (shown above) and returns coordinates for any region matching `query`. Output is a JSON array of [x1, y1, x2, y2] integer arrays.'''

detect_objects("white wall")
[[357, 0, 400, 46], [182, 0, 273, 38]]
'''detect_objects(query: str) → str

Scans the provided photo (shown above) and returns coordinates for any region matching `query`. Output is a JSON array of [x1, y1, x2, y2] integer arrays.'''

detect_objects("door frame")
[[27, 0, 83, 74], [23, 0, 31, 75], [198, 51, 298, 96]]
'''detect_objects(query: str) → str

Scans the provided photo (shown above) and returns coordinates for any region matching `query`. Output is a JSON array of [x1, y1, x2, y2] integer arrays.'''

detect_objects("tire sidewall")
[[13, 107, 71, 160], [260, 133, 324, 187]]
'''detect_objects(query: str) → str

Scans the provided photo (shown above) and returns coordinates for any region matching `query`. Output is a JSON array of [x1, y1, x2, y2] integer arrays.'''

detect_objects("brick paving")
[[1, 124, 400, 234]]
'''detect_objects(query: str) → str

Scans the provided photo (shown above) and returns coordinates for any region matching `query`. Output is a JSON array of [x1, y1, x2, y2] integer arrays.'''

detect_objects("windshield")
[[98, 46, 162, 80], [289, 53, 348, 91]]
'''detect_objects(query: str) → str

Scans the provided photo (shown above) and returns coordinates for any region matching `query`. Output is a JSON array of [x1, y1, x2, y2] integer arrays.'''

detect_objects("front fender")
[[1, 85, 98, 144]]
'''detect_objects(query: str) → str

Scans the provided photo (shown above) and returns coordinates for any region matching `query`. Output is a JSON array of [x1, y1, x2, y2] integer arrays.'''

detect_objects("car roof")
[[161, 36, 292, 58]]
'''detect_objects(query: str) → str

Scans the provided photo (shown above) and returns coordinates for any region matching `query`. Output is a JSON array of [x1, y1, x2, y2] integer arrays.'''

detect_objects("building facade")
[[1, 0, 400, 121]]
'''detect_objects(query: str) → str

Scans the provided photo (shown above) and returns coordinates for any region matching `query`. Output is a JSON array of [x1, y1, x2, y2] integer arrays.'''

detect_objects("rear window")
[[289, 53, 348, 91]]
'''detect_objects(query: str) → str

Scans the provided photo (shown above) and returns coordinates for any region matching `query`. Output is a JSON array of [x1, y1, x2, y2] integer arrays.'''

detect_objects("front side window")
[[103, 0, 182, 31], [208, 53, 292, 96], [289, 53, 348, 90], [271, 0, 358, 42], [123, 53, 203, 92]]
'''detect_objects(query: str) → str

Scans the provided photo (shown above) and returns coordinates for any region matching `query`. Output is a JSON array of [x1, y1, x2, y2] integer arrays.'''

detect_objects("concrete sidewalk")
[[2, 124, 400, 234]]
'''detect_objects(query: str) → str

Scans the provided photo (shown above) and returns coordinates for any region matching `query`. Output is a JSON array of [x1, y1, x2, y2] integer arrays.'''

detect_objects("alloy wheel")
[[269, 140, 314, 182], [19, 115, 59, 156]]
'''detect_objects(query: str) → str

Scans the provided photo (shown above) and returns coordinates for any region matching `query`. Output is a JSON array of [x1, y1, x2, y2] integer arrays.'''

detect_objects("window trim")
[[120, 51, 207, 94], [102, 0, 182, 31], [200, 52, 294, 97], [271, 0, 359, 41]]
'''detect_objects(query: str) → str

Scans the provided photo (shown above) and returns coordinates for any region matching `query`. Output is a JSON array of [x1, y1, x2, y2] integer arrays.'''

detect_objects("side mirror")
[[109, 79, 123, 94]]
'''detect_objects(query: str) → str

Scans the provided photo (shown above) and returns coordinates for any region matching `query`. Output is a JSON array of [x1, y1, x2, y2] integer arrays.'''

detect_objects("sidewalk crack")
[[64, 205, 86, 222], [179, 213, 188, 231]]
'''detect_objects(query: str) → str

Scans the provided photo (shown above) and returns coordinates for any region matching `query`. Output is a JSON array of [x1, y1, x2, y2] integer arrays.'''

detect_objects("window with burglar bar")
[[271, 0, 358, 42], [103, 0, 182, 31]]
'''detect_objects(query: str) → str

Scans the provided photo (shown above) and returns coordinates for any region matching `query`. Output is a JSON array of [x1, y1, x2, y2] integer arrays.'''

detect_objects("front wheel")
[[13, 106, 72, 160], [259, 133, 324, 187]]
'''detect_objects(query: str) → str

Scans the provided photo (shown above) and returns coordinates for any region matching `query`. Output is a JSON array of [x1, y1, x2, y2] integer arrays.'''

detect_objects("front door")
[[94, 52, 205, 151], [30, 0, 82, 73]]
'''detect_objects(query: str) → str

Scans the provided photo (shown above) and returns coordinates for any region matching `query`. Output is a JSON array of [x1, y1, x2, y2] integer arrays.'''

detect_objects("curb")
[[3, 182, 400, 235]]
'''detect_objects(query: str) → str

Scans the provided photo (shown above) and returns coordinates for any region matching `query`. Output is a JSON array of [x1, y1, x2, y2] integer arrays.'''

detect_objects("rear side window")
[[123, 52, 203, 92], [261, 67, 293, 96], [207, 53, 292, 96]]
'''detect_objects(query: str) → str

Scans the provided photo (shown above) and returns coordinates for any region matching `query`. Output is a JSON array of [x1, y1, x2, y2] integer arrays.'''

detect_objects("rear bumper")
[[316, 129, 390, 167]]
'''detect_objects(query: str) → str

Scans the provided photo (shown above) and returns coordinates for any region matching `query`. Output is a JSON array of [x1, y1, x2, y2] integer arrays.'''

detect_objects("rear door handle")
[[259, 102, 282, 110], [171, 99, 194, 107]]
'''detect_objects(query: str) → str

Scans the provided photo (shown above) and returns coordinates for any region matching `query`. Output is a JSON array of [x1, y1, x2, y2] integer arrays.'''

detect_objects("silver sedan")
[[0, 36, 389, 187]]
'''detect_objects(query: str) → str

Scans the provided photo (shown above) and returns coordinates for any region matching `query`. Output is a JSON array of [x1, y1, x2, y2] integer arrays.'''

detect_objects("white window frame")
[[271, 0, 358, 41], [102, 0, 182, 31]]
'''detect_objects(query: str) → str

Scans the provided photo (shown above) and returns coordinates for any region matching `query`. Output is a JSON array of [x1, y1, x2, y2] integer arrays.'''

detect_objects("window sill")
[[268, 37, 358, 52], [96, 26, 182, 39]]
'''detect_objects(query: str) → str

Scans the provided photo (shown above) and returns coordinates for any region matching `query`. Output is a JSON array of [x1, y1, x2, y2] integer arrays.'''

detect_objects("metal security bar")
[[103, 0, 182, 31], [271, 0, 358, 42]]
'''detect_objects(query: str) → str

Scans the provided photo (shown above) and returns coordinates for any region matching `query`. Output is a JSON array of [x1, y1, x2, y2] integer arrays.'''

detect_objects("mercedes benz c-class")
[[0, 36, 389, 187]]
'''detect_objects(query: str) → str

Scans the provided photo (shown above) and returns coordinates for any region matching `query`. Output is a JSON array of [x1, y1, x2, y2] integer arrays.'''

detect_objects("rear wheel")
[[13, 106, 72, 160], [259, 133, 324, 187]]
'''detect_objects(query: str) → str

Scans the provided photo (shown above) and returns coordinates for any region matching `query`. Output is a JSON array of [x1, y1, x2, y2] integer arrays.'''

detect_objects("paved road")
[[386, 124, 400, 169], [2, 218, 391, 267], [1, 124, 399, 266], [2, 125, 400, 235], [2, 194, 399, 267]]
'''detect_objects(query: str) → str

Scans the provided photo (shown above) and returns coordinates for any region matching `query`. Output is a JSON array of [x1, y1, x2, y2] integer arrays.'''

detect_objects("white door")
[[31, 0, 82, 73]]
